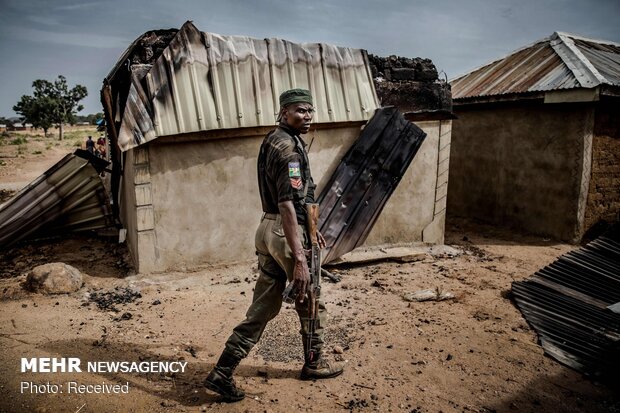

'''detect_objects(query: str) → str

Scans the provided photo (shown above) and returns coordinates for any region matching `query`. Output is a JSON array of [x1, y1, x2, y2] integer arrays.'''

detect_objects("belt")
[[262, 212, 278, 220]]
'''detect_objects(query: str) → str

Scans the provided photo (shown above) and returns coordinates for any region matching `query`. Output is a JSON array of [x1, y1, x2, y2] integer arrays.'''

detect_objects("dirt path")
[[1, 223, 619, 413], [0, 126, 98, 193]]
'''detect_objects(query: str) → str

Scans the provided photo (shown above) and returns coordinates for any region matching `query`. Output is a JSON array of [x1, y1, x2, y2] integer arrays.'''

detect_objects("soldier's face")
[[281, 103, 314, 134]]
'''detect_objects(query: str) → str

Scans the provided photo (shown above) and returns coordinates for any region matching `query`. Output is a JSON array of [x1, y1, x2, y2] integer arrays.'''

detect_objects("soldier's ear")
[[279, 107, 288, 122]]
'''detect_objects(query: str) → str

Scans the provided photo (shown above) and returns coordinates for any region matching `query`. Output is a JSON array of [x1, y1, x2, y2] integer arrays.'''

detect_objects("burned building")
[[102, 21, 452, 272]]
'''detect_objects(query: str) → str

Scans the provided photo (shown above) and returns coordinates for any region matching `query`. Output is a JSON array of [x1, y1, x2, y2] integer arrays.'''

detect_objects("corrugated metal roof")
[[115, 21, 379, 151], [511, 224, 620, 378], [451, 32, 620, 100], [0, 150, 113, 249], [317, 107, 427, 264]]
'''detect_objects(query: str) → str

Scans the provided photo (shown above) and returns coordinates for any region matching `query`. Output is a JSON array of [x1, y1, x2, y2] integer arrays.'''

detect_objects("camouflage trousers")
[[223, 213, 326, 362]]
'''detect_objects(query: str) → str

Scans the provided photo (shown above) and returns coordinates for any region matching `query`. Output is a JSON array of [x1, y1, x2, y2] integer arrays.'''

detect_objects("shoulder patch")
[[288, 162, 301, 177], [290, 177, 303, 190]]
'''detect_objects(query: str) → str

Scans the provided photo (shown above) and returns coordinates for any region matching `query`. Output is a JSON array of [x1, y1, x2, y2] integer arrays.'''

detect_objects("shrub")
[[10, 137, 27, 145]]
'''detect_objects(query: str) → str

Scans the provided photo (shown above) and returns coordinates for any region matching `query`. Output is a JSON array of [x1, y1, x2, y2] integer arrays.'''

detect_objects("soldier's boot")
[[300, 344, 344, 380], [300, 356, 344, 380], [204, 350, 245, 402]]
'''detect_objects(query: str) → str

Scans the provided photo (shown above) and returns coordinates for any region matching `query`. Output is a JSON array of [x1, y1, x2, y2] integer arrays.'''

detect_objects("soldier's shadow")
[[43, 338, 302, 407]]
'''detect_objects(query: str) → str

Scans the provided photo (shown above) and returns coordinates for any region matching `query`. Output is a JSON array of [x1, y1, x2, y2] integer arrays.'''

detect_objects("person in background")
[[96, 136, 106, 159], [85, 136, 95, 154]]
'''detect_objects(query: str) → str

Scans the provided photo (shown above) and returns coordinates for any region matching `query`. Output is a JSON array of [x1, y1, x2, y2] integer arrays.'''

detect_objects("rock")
[[403, 288, 455, 302], [24, 263, 83, 294], [333, 345, 344, 354], [428, 244, 462, 258]]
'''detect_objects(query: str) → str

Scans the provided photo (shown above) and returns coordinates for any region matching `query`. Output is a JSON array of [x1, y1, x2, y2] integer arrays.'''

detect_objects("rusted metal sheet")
[[318, 107, 427, 264], [512, 224, 620, 378], [111, 21, 379, 151], [452, 32, 620, 100], [0, 150, 113, 249]]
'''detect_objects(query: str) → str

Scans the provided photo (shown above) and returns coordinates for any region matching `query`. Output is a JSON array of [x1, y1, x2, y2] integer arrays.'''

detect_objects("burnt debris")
[[131, 30, 178, 66], [368, 55, 439, 82], [369, 54, 452, 114], [87, 287, 142, 312]]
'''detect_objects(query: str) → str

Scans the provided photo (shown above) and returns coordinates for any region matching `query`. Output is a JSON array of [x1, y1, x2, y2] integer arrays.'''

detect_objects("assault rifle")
[[306, 203, 321, 363]]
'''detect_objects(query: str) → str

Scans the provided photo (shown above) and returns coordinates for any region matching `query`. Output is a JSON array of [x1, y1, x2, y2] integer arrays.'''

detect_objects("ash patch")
[[255, 308, 353, 363], [87, 287, 142, 312], [346, 398, 371, 410], [0, 189, 16, 203]]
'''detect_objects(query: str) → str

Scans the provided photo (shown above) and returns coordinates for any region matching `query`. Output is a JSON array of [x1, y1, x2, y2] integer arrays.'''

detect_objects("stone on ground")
[[25, 262, 83, 294]]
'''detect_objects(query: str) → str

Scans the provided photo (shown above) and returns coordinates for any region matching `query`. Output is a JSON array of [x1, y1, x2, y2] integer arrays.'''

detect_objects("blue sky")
[[0, 0, 618, 117]]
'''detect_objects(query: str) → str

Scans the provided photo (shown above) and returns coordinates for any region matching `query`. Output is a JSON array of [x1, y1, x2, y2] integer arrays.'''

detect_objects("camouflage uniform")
[[222, 123, 326, 362]]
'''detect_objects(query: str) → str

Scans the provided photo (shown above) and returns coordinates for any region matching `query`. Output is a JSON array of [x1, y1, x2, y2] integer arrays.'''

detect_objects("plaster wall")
[[365, 120, 451, 246], [120, 149, 139, 268], [125, 120, 447, 272], [448, 103, 594, 241]]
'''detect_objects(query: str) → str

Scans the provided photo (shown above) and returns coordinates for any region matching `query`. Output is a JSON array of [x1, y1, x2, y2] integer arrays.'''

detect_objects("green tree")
[[13, 75, 87, 140], [86, 112, 104, 125], [12, 95, 55, 136], [0, 117, 14, 128]]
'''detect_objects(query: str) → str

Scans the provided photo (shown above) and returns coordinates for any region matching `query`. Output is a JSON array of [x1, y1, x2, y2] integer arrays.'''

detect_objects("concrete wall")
[[120, 149, 138, 269], [120, 147, 159, 272], [448, 102, 594, 242], [123, 120, 449, 272]]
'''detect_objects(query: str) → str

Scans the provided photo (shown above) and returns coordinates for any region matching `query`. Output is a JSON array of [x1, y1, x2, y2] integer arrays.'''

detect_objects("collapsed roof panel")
[[0, 151, 113, 249], [109, 21, 379, 151], [318, 106, 427, 264], [512, 224, 620, 378]]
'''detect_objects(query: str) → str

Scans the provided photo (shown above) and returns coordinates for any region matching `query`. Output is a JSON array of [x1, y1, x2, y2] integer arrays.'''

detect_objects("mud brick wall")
[[585, 102, 620, 233], [369, 55, 452, 112]]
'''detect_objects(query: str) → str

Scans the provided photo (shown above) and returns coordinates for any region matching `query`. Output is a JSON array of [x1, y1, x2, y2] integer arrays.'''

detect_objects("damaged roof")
[[511, 224, 620, 378], [0, 151, 113, 249], [105, 21, 379, 151], [451, 32, 620, 100]]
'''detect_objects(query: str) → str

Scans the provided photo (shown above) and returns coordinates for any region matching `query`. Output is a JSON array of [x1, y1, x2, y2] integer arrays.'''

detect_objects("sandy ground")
[[0, 132, 619, 413]]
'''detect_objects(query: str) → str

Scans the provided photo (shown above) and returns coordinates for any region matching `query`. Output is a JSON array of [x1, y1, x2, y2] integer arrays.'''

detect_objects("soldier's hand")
[[293, 256, 310, 303], [317, 231, 326, 249]]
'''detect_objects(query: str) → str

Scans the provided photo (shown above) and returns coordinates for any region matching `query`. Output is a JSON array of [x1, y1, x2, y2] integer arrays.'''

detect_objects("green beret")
[[279, 88, 313, 107]]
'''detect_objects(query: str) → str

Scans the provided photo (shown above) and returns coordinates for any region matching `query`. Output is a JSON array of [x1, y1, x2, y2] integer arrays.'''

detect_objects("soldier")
[[204, 89, 343, 402]]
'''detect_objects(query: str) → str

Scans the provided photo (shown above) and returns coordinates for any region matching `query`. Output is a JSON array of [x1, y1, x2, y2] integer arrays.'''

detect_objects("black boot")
[[204, 350, 245, 402]]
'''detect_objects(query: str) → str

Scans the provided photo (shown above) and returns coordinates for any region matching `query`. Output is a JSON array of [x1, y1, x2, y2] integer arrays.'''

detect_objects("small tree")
[[0, 117, 14, 128], [12, 95, 55, 136], [13, 75, 87, 140]]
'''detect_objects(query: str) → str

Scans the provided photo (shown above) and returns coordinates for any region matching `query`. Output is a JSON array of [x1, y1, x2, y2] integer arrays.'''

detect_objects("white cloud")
[[54, 2, 101, 11], [25, 15, 61, 26]]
